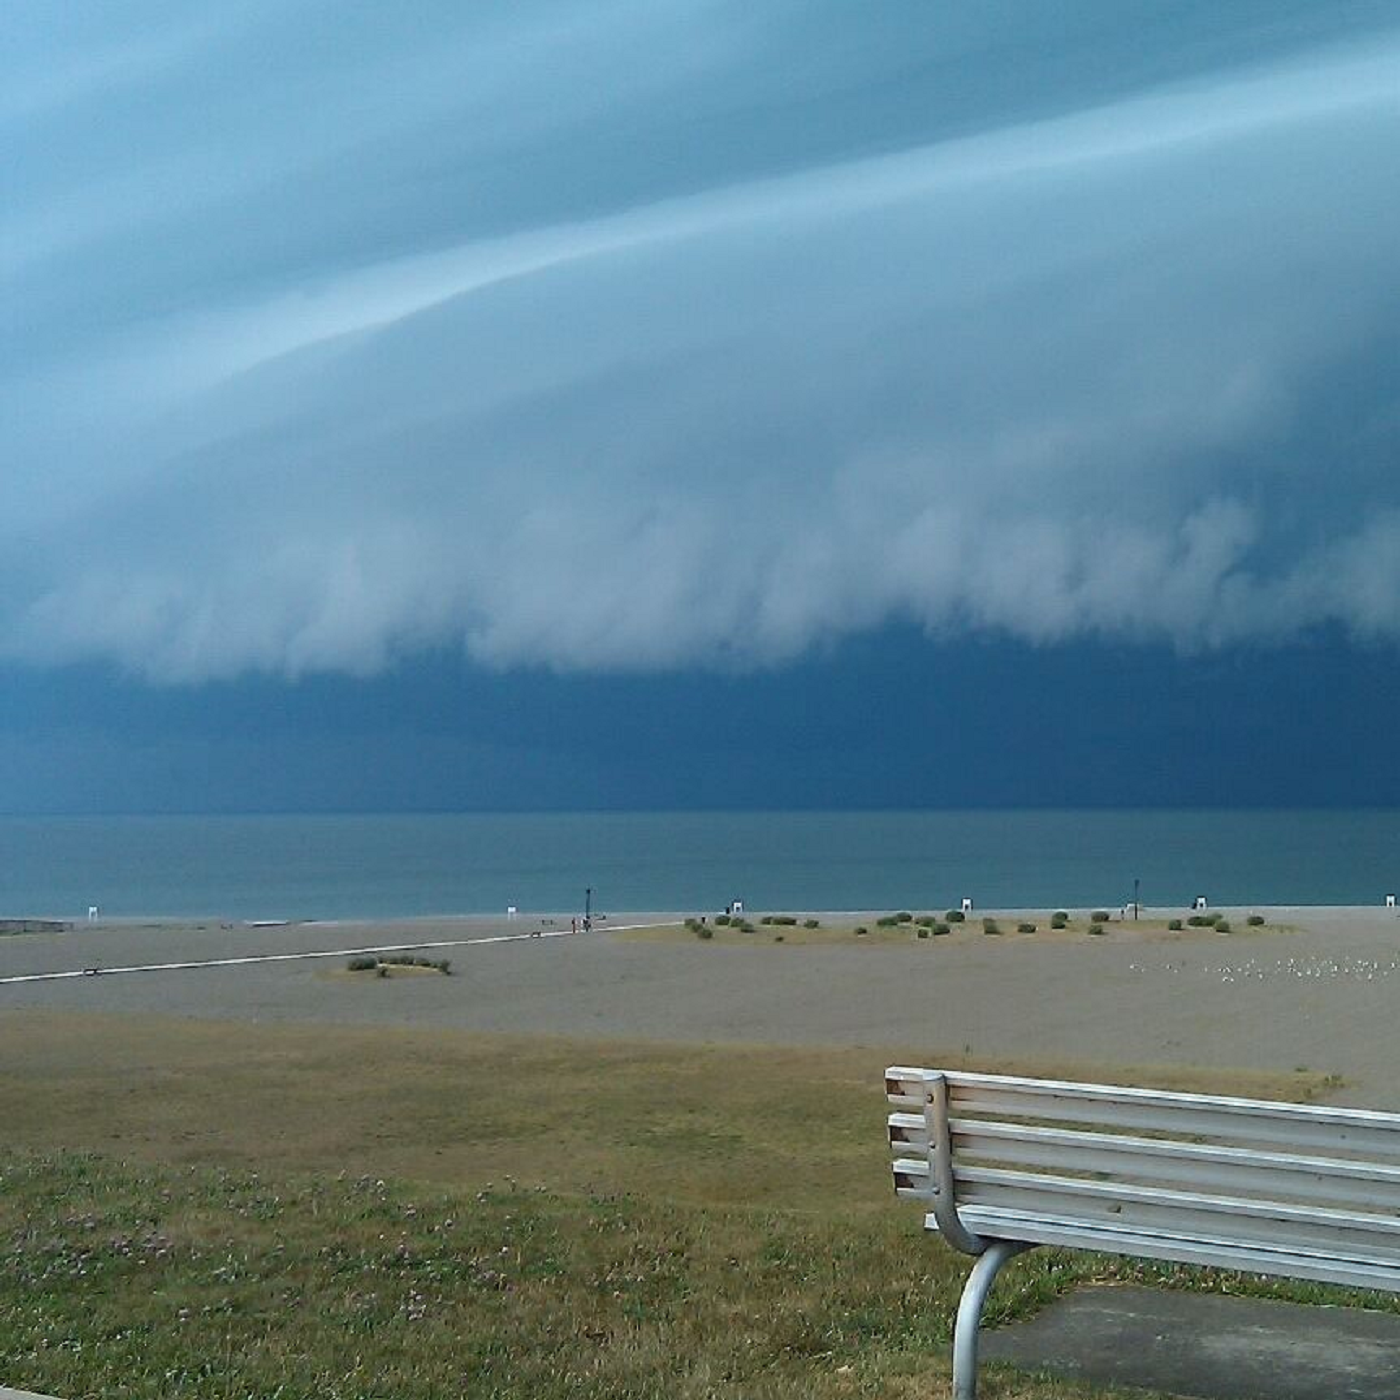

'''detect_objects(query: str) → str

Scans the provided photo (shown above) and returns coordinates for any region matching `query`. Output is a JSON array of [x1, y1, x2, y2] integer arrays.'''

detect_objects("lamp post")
[[1133, 877, 1140, 920], [584, 886, 593, 933]]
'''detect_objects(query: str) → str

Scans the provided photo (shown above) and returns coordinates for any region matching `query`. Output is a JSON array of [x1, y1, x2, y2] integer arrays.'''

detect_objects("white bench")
[[887, 1066, 1400, 1400]]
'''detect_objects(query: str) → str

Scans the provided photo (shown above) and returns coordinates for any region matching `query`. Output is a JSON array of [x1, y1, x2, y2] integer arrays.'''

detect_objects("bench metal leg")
[[952, 1239, 1032, 1400]]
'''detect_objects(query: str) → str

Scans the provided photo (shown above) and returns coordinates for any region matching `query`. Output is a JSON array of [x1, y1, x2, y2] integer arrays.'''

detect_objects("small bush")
[[759, 915, 774, 925], [854, 926, 868, 937], [735, 920, 755, 933], [1215, 920, 1232, 934], [772, 915, 798, 926], [894, 912, 914, 924], [1168, 918, 1183, 930], [945, 910, 966, 924], [1017, 922, 1037, 934], [1053, 911, 1070, 922], [876, 915, 901, 928], [1187, 915, 1212, 927], [1091, 910, 1111, 923], [347, 956, 378, 972], [803, 919, 819, 928], [1247, 914, 1265, 926], [1088, 923, 1106, 936], [916, 927, 929, 939], [1050, 914, 1068, 929], [715, 914, 732, 926], [933, 922, 951, 935], [697, 925, 714, 940], [915, 916, 937, 928], [982, 918, 1001, 935], [774, 934, 784, 943]]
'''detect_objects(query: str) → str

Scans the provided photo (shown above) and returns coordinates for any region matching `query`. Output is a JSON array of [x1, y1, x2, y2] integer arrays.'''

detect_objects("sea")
[[2, 810, 1399, 921]]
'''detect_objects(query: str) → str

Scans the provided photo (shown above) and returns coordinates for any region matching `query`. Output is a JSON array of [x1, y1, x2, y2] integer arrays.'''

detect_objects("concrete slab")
[[0, 1389, 63, 1399], [984, 1285, 1400, 1399]]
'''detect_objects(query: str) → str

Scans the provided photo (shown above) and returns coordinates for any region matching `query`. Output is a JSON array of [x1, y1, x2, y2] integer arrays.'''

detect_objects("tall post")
[[1134, 877, 1140, 920], [584, 886, 593, 932]]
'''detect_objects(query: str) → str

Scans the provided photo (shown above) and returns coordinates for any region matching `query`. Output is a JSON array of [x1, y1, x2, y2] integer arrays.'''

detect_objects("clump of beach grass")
[[346, 955, 451, 976]]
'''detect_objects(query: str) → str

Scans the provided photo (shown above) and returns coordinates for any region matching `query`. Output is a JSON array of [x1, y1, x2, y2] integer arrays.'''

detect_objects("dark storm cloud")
[[4, 3, 1400, 679]]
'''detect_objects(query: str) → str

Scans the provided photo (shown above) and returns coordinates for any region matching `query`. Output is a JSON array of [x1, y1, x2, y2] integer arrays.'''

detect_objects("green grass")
[[0, 1013, 1367, 1399]]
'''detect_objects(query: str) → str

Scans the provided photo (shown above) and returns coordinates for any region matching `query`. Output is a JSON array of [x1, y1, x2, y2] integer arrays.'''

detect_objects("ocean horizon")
[[2, 809, 1399, 922]]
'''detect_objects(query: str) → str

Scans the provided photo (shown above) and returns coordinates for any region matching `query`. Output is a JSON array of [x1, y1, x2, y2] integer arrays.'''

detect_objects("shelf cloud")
[[5, 3, 1400, 680]]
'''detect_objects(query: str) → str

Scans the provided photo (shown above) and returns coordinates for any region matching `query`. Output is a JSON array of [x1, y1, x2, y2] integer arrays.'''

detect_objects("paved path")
[[986, 1284, 1400, 1398], [1, 1387, 63, 1399]]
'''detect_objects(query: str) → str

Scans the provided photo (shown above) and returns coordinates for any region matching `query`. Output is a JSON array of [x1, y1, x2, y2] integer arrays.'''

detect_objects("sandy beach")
[[3, 905, 1399, 1106]]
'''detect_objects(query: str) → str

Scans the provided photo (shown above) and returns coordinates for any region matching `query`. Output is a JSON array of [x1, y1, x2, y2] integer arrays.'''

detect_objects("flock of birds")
[[1127, 955, 1400, 985]]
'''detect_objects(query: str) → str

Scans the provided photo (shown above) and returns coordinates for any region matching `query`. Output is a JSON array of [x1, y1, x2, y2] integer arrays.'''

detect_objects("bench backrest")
[[887, 1067, 1400, 1292]]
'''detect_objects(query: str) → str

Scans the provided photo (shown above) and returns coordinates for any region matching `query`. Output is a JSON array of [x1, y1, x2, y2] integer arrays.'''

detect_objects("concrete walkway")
[[1, 1389, 63, 1399], [985, 1285, 1400, 1399]]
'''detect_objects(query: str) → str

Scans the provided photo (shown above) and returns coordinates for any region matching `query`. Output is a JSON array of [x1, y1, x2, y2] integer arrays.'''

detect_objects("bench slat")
[[899, 1134, 1400, 1213], [947, 1088, 1400, 1159], [951, 1118, 1400, 1198], [887, 1068, 1400, 1136], [955, 1171, 1400, 1267], [955, 1165, 1400, 1239], [954, 1208, 1400, 1293]]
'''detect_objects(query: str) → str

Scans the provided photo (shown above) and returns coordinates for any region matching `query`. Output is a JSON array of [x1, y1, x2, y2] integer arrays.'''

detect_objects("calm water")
[[2, 811, 1399, 920]]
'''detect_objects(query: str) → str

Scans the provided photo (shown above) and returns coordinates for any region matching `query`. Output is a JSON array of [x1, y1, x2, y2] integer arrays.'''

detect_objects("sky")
[[4, 2, 1400, 812]]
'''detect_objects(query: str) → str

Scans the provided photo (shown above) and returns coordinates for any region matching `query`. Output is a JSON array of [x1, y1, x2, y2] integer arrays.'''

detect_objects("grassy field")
[[0, 1012, 1370, 1399]]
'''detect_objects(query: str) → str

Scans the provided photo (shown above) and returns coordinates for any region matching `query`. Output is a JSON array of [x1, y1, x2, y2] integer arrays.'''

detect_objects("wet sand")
[[3, 906, 1400, 1106]]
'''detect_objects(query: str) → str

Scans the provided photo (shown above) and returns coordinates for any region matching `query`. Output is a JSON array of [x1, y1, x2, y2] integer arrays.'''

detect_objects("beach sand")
[[3, 905, 1399, 1104]]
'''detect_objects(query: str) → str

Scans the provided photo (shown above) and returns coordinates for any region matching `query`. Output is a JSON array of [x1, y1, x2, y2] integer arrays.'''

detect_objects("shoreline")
[[7, 902, 1399, 930]]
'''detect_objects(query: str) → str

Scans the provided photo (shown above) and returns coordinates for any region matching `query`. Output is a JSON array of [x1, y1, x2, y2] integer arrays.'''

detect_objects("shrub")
[[1168, 918, 1183, 931], [876, 915, 901, 928], [1091, 910, 1111, 923], [1187, 915, 1211, 927], [774, 934, 784, 943], [1053, 911, 1070, 922], [854, 926, 868, 937], [933, 922, 951, 935], [697, 925, 714, 940], [735, 920, 755, 933], [916, 916, 937, 928], [347, 956, 378, 972], [916, 927, 929, 939], [715, 914, 732, 926], [1017, 922, 1037, 934], [894, 912, 914, 924], [1215, 920, 1232, 934], [1088, 923, 1106, 936], [1050, 914, 1068, 930], [982, 918, 1001, 935], [773, 915, 798, 926], [803, 919, 819, 928], [759, 915, 773, 925], [1247, 914, 1265, 926], [945, 910, 966, 924]]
